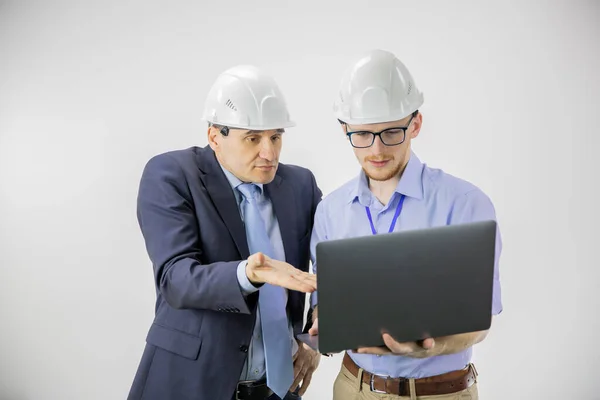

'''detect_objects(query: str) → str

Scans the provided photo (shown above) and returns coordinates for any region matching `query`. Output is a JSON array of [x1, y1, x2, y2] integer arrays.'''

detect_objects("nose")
[[258, 139, 276, 162], [370, 134, 387, 154]]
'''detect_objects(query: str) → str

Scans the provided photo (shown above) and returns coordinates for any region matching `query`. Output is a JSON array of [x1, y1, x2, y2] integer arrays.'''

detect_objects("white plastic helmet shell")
[[202, 65, 295, 130], [333, 49, 424, 125]]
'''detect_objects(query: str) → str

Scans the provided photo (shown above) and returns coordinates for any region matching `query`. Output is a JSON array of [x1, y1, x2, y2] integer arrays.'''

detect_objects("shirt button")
[[239, 345, 248, 353]]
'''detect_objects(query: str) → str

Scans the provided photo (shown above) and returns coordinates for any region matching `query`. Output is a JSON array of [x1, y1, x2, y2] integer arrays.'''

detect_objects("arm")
[[436, 188, 502, 344], [358, 188, 503, 357], [137, 154, 252, 313], [357, 328, 490, 358], [431, 330, 490, 355]]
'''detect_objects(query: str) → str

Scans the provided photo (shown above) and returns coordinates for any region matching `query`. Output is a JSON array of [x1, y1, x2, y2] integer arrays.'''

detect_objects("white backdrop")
[[1, 1, 599, 399]]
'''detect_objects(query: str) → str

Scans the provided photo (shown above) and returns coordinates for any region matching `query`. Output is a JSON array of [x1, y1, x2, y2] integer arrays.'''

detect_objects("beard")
[[362, 156, 405, 182]]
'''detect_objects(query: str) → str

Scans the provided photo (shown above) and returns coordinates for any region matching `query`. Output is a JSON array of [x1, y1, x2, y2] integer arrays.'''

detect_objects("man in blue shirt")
[[308, 50, 502, 399]]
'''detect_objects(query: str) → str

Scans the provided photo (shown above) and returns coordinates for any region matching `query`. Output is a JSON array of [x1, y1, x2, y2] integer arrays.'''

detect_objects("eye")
[[384, 129, 404, 135], [246, 136, 259, 143], [271, 135, 281, 142]]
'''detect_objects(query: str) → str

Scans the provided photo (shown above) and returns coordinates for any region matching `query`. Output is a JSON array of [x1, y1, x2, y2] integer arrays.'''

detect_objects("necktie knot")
[[237, 183, 261, 201]]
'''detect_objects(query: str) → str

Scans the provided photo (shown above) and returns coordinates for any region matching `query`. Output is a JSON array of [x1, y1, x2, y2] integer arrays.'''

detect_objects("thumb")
[[248, 252, 265, 268], [421, 338, 435, 349]]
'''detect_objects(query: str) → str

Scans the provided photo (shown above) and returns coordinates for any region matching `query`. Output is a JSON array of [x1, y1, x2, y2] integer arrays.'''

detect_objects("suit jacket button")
[[239, 345, 248, 353]]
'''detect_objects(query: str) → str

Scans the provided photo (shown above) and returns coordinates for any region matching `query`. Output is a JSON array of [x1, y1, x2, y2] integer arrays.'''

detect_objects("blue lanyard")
[[365, 194, 406, 235]]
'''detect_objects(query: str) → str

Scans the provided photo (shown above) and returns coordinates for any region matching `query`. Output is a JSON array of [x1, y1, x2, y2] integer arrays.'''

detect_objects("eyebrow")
[[245, 129, 285, 134]]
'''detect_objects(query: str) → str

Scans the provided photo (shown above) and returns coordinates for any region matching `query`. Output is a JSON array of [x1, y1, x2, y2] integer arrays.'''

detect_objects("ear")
[[207, 126, 219, 151], [409, 112, 423, 139]]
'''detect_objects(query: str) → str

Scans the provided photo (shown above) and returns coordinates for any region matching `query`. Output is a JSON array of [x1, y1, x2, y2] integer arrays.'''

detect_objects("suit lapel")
[[265, 175, 298, 267], [196, 148, 250, 259]]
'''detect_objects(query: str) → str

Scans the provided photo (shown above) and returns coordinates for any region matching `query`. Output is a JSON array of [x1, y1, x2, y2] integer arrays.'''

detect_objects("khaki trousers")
[[333, 363, 478, 400]]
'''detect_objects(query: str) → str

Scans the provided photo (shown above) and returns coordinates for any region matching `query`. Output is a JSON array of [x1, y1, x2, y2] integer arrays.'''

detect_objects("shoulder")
[[140, 147, 213, 185], [420, 162, 497, 221], [421, 162, 492, 205], [277, 162, 318, 187], [143, 147, 203, 173], [138, 148, 205, 196], [315, 176, 359, 214]]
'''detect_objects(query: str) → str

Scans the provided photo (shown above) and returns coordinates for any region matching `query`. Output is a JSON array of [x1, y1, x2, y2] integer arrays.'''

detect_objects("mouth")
[[255, 165, 276, 171], [368, 159, 391, 168]]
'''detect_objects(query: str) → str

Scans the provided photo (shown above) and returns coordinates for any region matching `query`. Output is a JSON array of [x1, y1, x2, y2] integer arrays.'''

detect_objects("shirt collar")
[[349, 150, 424, 205], [219, 163, 264, 195]]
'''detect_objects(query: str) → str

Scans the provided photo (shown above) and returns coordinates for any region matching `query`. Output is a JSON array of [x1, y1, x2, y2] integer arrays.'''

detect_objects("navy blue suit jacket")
[[128, 146, 321, 400]]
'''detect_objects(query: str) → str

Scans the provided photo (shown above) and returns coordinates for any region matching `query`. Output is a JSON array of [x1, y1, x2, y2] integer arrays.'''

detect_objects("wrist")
[[245, 260, 261, 285], [429, 339, 447, 357], [237, 261, 260, 294]]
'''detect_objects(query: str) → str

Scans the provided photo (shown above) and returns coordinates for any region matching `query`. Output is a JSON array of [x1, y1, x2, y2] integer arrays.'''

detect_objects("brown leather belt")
[[343, 352, 477, 396]]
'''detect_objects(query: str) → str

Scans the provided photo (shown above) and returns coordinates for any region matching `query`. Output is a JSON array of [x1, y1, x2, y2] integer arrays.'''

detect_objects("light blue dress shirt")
[[310, 151, 502, 379], [219, 165, 298, 382]]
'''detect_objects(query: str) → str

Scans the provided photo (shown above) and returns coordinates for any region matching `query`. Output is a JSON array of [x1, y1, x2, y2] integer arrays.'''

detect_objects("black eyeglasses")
[[345, 114, 416, 148]]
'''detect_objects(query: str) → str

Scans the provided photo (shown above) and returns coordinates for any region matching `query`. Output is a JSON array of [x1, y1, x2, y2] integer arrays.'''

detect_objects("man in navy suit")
[[128, 65, 322, 400]]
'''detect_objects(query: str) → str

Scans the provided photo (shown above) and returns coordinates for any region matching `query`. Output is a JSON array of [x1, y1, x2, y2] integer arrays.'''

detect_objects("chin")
[[363, 167, 396, 182], [252, 170, 277, 184]]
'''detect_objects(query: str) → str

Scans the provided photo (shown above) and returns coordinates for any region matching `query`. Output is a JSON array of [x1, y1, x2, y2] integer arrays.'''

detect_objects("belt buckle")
[[369, 374, 387, 394], [235, 380, 253, 400]]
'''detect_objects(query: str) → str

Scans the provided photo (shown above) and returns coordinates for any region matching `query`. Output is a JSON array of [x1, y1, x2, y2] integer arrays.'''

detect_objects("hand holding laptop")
[[354, 334, 436, 358]]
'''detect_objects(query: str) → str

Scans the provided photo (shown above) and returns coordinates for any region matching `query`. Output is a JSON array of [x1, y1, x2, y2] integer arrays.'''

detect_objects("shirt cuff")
[[237, 260, 260, 295]]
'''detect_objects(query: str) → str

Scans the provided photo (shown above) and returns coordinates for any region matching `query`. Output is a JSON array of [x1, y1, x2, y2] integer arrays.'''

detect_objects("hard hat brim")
[[202, 117, 296, 131], [334, 108, 421, 126]]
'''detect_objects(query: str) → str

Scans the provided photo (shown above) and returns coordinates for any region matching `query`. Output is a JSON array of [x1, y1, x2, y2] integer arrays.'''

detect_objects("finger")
[[272, 275, 316, 293], [293, 358, 305, 381], [355, 346, 391, 355], [249, 252, 265, 267], [288, 280, 317, 293], [298, 371, 313, 396], [293, 277, 317, 292], [291, 366, 306, 391], [382, 334, 415, 354], [292, 271, 317, 287]]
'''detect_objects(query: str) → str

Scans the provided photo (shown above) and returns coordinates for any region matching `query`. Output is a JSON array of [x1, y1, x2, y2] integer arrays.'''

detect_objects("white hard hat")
[[202, 65, 295, 131], [333, 49, 424, 125]]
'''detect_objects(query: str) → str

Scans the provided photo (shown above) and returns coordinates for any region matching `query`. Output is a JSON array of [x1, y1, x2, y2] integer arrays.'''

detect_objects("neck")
[[368, 177, 399, 206], [368, 162, 409, 205], [215, 153, 239, 180]]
